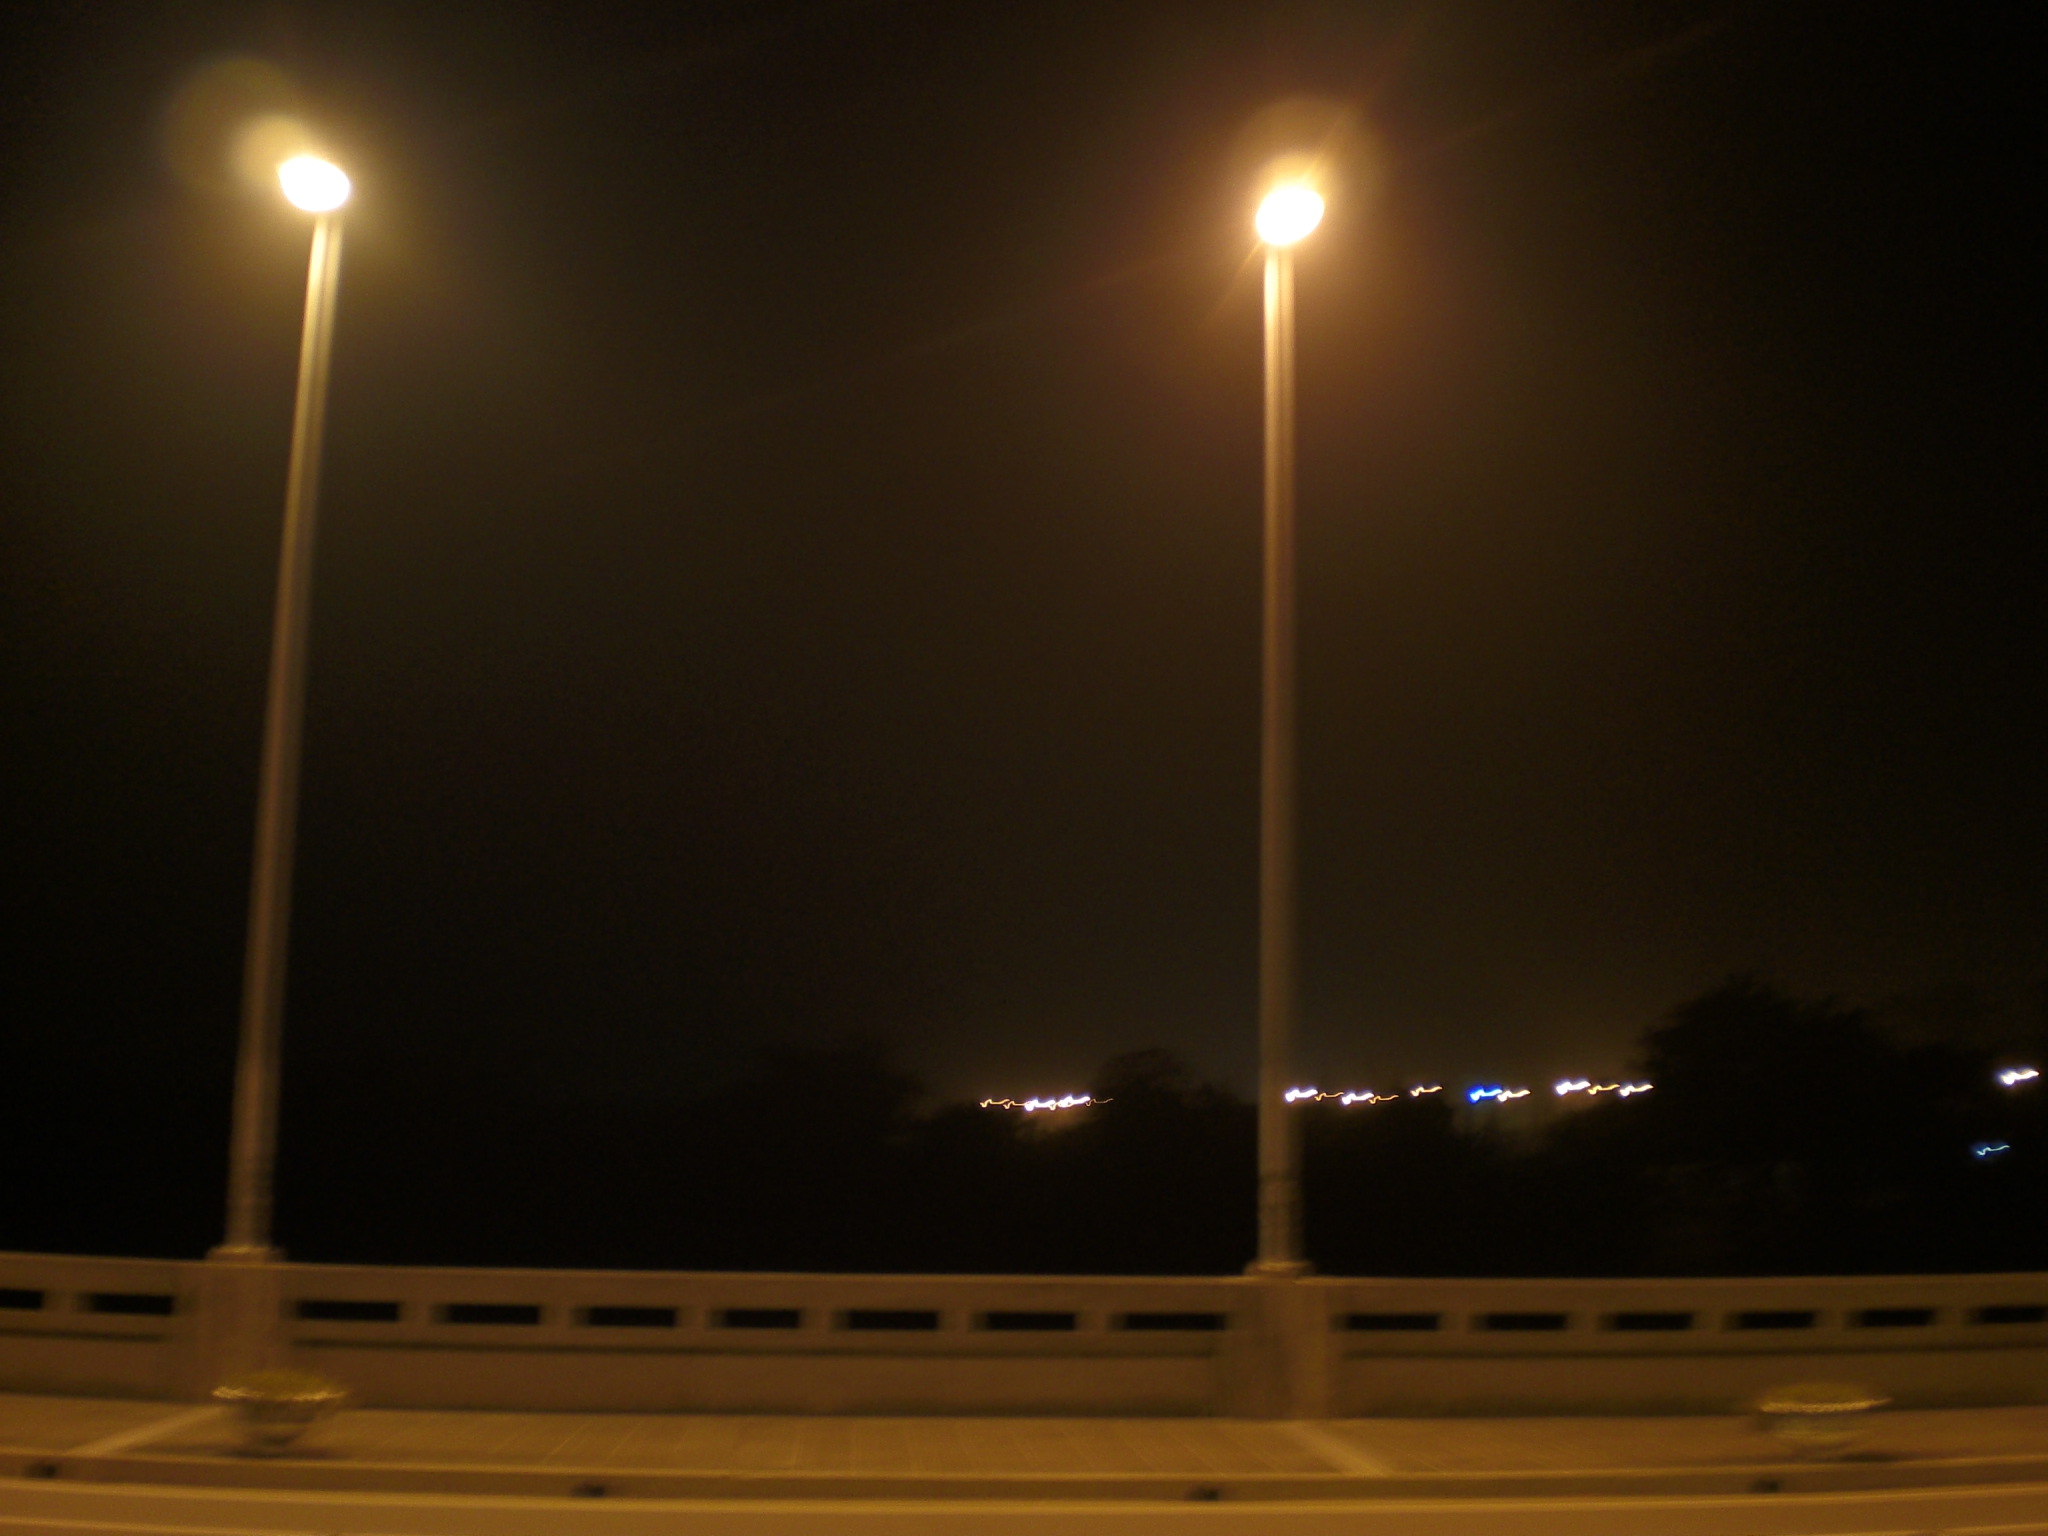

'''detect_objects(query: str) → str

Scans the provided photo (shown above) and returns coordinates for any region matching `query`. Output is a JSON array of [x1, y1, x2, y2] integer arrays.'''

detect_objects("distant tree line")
[[4, 978, 2042, 1275]]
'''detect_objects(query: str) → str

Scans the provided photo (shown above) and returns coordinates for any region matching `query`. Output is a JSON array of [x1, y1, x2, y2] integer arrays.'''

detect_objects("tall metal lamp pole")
[[217, 154, 352, 1262], [1249, 181, 1323, 1276]]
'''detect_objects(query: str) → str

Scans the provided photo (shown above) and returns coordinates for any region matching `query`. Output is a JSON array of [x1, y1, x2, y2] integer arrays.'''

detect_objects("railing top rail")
[[5, 1251, 2046, 1293]]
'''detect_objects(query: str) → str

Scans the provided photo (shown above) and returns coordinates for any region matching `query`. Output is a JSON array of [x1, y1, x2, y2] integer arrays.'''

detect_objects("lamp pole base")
[[1245, 1258, 1314, 1278], [187, 1248, 287, 1398]]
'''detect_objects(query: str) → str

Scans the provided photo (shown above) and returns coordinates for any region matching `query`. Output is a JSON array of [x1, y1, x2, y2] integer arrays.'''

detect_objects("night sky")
[[2, 1, 2042, 1121]]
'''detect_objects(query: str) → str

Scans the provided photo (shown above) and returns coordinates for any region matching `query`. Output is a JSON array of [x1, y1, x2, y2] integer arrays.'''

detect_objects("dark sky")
[[2, 1, 2041, 1110]]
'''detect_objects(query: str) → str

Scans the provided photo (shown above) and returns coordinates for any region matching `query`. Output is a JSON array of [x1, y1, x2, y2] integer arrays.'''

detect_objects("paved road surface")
[[4, 1392, 2047, 1533], [5, 1477, 2048, 1534]]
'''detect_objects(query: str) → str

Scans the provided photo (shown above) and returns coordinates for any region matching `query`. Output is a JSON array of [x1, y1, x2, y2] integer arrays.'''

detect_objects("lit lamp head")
[[1255, 183, 1324, 247], [278, 155, 351, 213]]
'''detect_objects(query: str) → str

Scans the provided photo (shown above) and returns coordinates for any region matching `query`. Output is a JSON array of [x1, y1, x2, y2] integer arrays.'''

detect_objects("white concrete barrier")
[[2, 1251, 2042, 1417]]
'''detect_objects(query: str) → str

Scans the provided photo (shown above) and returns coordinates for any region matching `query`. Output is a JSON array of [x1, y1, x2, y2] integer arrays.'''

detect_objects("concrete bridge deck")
[[6, 1392, 2048, 1503]]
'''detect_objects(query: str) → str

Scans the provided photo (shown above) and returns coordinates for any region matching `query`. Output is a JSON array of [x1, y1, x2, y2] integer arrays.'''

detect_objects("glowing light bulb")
[[1255, 184, 1324, 246], [278, 155, 351, 212]]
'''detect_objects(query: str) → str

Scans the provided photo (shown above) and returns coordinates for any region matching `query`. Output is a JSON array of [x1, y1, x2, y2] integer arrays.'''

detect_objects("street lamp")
[[1250, 180, 1322, 1277], [216, 153, 351, 1265]]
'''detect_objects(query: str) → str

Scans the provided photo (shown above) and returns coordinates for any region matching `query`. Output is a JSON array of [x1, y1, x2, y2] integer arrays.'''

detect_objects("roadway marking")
[[1283, 1420, 1391, 1476], [68, 1405, 225, 1458]]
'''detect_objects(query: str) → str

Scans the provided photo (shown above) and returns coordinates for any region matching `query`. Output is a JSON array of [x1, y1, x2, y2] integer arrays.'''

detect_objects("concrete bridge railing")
[[3, 1250, 2043, 1417]]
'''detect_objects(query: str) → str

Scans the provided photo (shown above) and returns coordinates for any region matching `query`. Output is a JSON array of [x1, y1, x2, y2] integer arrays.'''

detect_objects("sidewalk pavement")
[[5, 1392, 2048, 1504]]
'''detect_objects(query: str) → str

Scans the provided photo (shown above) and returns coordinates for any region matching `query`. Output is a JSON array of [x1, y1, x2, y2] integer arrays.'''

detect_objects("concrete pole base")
[[184, 1248, 286, 1399], [1225, 1273, 1332, 1418]]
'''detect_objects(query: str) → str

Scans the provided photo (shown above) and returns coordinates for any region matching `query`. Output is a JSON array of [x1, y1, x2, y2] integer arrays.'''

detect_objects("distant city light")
[[1998, 1067, 2040, 1087], [1971, 1141, 2013, 1159], [1467, 1086, 1531, 1103], [979, 1094, 1098, 1113], [1281, 1085, 1453, 1106], [994, 1077, 1654, 1113]]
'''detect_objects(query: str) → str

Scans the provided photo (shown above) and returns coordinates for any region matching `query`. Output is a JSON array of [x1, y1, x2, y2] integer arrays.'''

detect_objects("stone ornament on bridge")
[[1754, 1380, 1890, 1457], [212, 1369, 350, 1455]]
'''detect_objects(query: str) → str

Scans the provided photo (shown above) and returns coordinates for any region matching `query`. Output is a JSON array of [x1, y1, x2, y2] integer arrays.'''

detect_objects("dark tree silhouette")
[[1624, 977, 2026, 1273], [7, 982, 2042, 1276]]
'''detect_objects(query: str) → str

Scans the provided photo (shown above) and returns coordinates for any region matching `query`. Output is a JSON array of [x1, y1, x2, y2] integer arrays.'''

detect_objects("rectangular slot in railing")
[[85, 1292, 175, 1317], [842, 1309, 941, 1331], [1118, 1312, 1228, 1332], [1345, 1312, 1440, 1332], [718, 1308, 802, 1329], [981, 1311, 1076, 1332], [1856, 1307, 1936, 1328], [1478, 1312, 1569, 1332], [1731, 1309, 1817, 1330], [0, 1288, 44, 1311], [295, 1299, 401, 1322], [1606, 1311, 1693, 1332], [1973, 1304, 2047, 1325], [439, 1303, 543, 1326], [582, 1306, 679, 1328]]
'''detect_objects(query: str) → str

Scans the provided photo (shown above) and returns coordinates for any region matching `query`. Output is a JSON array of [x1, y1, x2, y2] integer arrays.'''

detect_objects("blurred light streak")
[[1282, 1088, 1422, 1106], [989, 1078, 1657, 1114], [980, 1094, 1098, 1113], [1998, 1067, 2040, 1087], [1971, 1142, 2012, 1159]]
